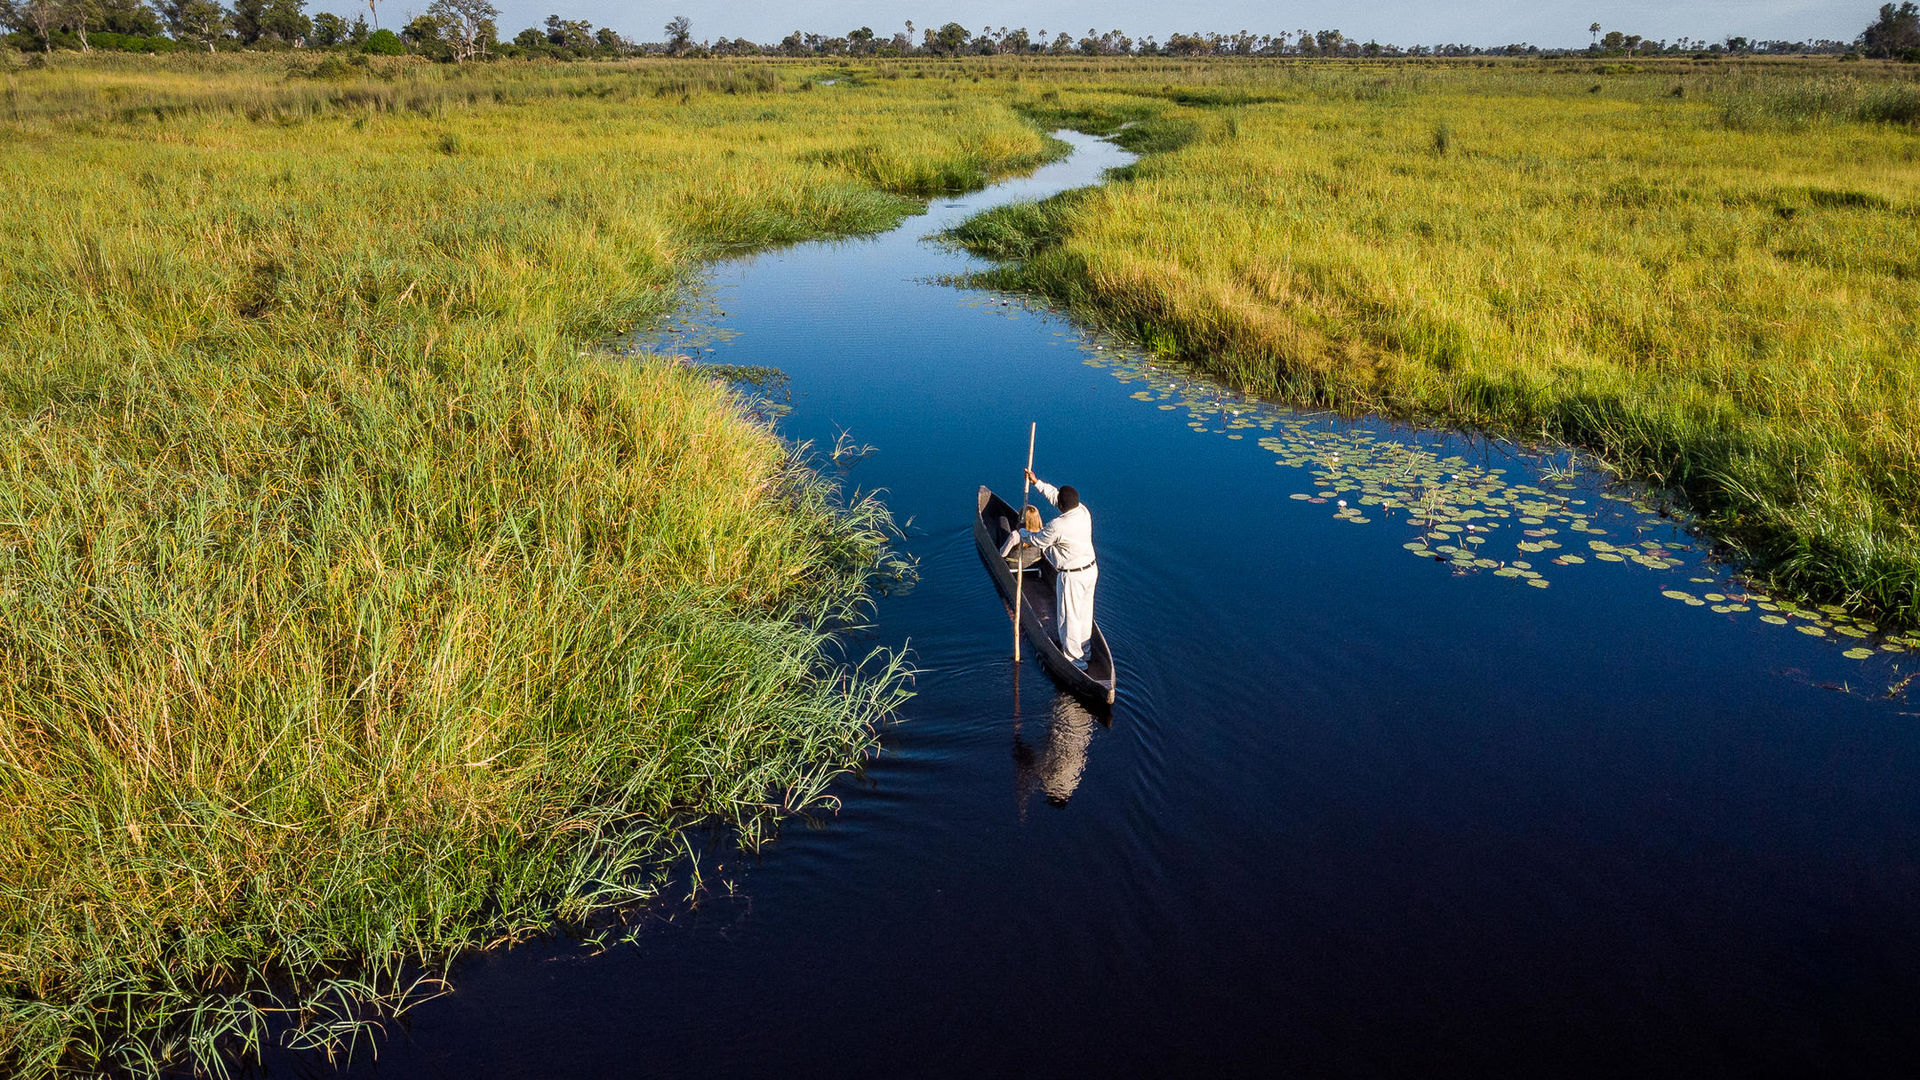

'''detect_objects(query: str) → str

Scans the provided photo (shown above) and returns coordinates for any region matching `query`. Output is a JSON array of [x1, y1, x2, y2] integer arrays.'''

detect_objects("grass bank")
[[0, 54, 1065, 1076], [948, 58, 1920, 627]]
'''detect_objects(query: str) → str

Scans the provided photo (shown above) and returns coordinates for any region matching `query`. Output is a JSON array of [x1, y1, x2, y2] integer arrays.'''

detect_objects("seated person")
[[999, 504, 1044, 569]]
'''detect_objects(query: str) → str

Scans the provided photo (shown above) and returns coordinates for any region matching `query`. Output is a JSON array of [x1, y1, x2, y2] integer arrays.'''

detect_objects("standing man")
[[1020, 468, 1097, 666]]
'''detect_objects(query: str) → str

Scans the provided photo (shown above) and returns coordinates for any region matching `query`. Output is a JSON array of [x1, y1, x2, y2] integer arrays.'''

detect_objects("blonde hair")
[[1022, 504, 1042, 532]]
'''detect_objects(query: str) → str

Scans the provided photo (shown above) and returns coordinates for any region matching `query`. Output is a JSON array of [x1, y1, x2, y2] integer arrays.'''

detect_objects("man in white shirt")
[[1020, 468, 1098, 665]]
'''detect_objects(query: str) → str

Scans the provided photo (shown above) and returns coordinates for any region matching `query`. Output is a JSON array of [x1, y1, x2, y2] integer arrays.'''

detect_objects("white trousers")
[[1054, 564, 1098, 661]]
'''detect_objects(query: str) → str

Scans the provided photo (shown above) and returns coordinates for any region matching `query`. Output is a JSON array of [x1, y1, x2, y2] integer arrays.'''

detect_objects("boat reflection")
[[1012, 690, 1108, 818]]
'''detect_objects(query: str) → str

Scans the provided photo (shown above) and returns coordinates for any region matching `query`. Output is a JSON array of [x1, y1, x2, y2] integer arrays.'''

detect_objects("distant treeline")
[[3, 0, 1917, 61]]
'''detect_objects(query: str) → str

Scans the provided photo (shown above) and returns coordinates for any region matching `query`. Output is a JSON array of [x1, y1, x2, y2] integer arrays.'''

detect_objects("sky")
[[445, 2, 1878, 49]]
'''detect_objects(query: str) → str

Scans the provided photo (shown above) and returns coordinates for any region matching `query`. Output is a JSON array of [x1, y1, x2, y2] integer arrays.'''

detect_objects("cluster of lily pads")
[[1071, 327, 1915, 660], [1655, 584, 1920, 658], [617, 289, 740, 358]]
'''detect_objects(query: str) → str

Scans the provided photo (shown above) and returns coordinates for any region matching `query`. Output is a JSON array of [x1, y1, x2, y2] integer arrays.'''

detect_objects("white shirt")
[[1020, 479, 1095, 571]]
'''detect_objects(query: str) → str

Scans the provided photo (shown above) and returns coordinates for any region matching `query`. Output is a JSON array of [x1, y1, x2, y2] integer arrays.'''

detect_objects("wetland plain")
[[2, 47, 1918, 1077]]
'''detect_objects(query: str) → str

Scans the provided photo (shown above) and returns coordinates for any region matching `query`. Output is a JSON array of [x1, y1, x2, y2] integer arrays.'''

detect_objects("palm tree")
[[663, 13, 690, 54]]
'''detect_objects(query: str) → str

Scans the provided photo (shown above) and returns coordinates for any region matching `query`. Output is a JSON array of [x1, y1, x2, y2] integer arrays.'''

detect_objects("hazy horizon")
[[365, 2, 1887, 50]]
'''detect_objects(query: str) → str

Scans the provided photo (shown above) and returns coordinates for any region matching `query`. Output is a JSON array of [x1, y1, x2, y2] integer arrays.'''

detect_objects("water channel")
[[278, 132, 1920, 1078]]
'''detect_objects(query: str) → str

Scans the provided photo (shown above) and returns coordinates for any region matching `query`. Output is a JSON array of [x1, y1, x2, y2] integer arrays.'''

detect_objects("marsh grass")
[[1717, 73, 1920, 129], [7, 51, 1916, 1073], [951, 59, 1920, 625], [0, 55, 1064, 1076], [0, 52, 795, 127]]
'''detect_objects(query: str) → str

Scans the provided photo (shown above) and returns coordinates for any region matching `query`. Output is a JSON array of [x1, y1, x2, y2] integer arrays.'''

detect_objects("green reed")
[[949, 57, 1920, 627], [0, 53, 1065, 1076]]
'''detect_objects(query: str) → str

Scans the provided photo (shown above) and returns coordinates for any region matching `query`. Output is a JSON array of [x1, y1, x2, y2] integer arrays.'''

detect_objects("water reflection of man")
[[1019, 468, 1097, 667], [1014, 695, 1097, 815]]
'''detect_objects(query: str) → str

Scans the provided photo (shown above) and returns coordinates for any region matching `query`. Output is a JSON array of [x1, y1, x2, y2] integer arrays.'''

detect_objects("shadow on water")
[[265, 132, 1920, 1080]]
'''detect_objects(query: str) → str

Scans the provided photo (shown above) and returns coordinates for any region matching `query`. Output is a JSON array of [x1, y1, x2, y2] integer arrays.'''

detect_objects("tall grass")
[[950, 59, 1920, 626], [0, 54, 1064, 1076], [1718, 74, 1920, 129], [0, 51, 797, 125]]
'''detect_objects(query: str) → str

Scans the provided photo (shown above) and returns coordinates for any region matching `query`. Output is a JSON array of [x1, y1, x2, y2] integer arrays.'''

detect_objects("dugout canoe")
[[975, 486, 1117, 707]]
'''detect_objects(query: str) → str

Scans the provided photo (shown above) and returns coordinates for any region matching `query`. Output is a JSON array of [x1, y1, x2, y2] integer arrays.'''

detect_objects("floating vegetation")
[[617, 289, 743, 358], [712, 363, 795, 422], [1070, 331, 1911, 664], [703, 362, 791, 391]]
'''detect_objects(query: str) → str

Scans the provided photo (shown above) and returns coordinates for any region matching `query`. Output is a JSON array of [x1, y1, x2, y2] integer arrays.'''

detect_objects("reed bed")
[[950, 59, 1920, 625], [0, 51, 793, 125], [8, 50, 1915, 1073], [0, 55, 1063, 1076]]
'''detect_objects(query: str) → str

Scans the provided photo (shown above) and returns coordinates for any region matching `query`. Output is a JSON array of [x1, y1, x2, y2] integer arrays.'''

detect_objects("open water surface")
[[279, 133, 1920, 1078]]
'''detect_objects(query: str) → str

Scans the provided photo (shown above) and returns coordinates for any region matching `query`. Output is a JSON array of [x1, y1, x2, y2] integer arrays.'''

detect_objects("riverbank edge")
[[0, 92, 1074, 1078], [945, 112, 1920, 631]]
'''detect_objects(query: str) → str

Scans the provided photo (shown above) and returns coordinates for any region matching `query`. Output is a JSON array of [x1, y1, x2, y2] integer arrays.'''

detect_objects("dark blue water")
[[287, 134, 1920, 1079]]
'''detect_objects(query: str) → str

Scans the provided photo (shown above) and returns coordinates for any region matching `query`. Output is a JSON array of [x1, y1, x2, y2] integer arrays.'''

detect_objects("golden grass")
[[0, 53, 1062, 1076], [955, 58, 1920, 623]]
